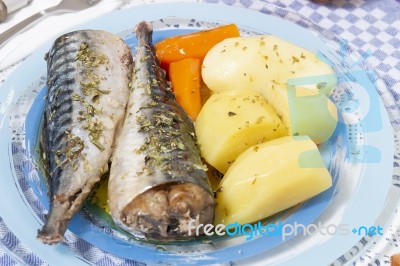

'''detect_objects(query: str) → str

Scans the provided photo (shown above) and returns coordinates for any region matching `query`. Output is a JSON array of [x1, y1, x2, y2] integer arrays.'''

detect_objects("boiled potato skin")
[[214, 136, 332, 225], [202, 35, 338, 144], [195, 90, 287, 174]]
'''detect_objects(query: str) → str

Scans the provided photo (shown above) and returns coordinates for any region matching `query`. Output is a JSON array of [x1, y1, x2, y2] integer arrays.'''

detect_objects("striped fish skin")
[[108, 21, 215, 240], [37, 30, 133, 244]]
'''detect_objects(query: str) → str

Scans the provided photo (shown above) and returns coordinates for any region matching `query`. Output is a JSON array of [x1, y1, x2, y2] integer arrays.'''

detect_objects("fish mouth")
[[120, 182, 214, 240]]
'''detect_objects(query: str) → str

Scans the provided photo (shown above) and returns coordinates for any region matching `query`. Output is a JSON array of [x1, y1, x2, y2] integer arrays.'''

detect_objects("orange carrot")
[[155, 24, 240, 70], [169, 58, 202, 121]]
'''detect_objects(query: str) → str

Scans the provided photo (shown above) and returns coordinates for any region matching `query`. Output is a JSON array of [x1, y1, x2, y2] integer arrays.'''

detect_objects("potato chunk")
[[195, 90, 287, 174], [214, 136, 332, 225], [202, 35, 336, 95], [202, 35, 338, 143]]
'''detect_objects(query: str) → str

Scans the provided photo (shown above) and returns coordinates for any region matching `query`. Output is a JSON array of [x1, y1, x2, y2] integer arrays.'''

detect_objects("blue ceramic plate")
[[0, 3, 397, 265]]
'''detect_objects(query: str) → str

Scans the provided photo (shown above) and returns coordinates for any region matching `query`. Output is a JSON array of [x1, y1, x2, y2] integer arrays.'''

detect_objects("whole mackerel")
[[108, 21, 214, 239], [37, 30, 133, 244]]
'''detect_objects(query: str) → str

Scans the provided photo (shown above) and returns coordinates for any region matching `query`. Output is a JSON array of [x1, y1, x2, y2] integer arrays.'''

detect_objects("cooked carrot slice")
[[169, 58, 202, 121], [155, 24, 240, 70]]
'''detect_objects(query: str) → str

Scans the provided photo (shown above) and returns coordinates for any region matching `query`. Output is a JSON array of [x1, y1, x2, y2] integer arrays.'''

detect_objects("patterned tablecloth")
[[0, 0, 399, 265]]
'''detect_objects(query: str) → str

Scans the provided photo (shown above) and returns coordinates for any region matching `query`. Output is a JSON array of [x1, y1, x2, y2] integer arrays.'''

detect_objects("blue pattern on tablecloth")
[[0, 217, 44, 265], [0, 0, 399, 265]]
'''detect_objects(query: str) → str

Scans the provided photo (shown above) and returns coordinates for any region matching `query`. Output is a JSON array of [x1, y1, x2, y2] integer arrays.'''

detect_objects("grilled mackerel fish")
[[108, 21, 214, 239], [37, 30, 133, 244]]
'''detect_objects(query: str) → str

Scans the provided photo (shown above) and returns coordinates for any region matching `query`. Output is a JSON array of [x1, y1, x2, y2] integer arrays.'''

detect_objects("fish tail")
[[37, 202, 70, 244]]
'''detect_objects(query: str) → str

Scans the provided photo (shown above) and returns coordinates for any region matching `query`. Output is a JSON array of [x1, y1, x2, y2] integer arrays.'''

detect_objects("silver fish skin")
[[37, 30, 133, 244], [108, 21, 215, 240]]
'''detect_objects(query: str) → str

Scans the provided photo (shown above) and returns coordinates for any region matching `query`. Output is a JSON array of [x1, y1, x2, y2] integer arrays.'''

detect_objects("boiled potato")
[[214, 136, 332, 225], [195, 90, 287, 174], [202, 35, 337, 95], [202, 35, 338, 143]]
